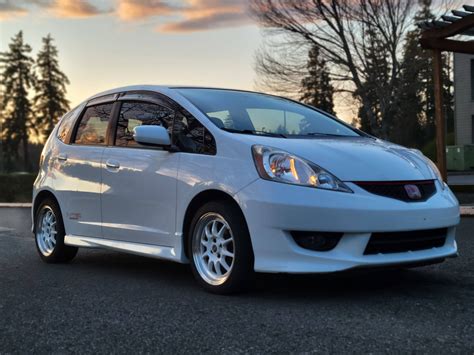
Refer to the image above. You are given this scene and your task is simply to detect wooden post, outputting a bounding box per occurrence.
[432,49,447,181]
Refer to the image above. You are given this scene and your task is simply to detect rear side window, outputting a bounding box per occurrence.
[115,102,174,148]
[74,104,113,145]
[57,107,79,143]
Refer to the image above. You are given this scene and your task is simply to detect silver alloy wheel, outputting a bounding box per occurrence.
[192,213,235,286]
[36,207,58,256]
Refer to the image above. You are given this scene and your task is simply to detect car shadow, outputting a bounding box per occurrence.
[251,267,456,300]
[67,248,458,301]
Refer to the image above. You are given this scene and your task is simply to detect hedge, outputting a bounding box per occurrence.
[0,173,36,202]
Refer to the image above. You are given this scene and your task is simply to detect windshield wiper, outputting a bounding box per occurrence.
[305,132,350,137]
[221,127,286,138]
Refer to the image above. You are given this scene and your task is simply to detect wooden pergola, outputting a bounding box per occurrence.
[419,5,474,181]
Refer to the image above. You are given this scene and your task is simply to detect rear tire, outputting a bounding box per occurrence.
[34,198,78,263]
[188,201,254,294]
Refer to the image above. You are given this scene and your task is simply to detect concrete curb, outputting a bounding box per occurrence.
[461,206,474,216]
[0,203,32,208]
[2,202,474,217]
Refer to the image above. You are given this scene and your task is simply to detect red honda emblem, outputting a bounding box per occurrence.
[404,184,422,200]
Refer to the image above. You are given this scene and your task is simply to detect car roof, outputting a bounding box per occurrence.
[85,85,264,102]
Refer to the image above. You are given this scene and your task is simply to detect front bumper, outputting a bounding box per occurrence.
[235,179,460,273]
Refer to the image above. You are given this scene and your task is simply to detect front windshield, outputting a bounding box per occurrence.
[176,88,360,137]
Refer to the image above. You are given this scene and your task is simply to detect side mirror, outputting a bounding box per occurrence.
[133,125,171,147]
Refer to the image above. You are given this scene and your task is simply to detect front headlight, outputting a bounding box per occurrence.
[252,145,352,192]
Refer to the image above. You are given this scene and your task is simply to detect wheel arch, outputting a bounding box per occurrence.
[182,189,251,259]
[32,190,61,233]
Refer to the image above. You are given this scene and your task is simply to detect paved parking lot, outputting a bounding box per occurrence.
[0,208,473,353]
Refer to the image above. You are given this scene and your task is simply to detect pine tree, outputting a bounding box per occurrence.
[0,31,35,171]
[300,45,335,115]
[34,34,70,142]
[355,28,392,137]
[396,0,453,154]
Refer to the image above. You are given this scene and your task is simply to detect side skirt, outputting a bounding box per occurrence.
[64,235,186,263]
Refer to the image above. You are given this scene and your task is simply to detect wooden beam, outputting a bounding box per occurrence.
[464,28,474,36]
[452,10,470,17]
[464,5,474,12]
[422,12,474,39]
[442,15,460,23]
[432,20,451,27]
[420,38,474,54]
[432,49,447,181]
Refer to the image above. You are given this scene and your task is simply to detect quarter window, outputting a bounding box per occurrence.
[173,111,216,155]
[115,102,174,148]
[74,104,113,145]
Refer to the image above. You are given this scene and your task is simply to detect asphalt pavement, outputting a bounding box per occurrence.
[0,208,473,353]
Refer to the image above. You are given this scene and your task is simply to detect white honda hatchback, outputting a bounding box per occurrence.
[33,85,460,293]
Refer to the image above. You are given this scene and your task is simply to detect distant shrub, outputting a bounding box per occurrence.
[421,133,454,162]
[0,173,36,202]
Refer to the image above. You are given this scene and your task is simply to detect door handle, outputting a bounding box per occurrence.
[57,153,68,161]
[105,160,120,169]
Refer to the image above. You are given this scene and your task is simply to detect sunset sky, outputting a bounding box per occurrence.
[2,0,456,123]
[1,1,275,114]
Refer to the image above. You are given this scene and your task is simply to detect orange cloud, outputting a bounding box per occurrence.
[160,0,251,33]
[161,11,251,32]
[48,0,106,18]
[117,0,178,21]
[0,0,252,31]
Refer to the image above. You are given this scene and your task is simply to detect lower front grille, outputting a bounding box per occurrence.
[364,228,447,255]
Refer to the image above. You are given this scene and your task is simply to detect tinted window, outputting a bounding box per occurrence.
[177,88,359,137]
[174,111,216,155]
[57,107,79,143]
[74,104,113,145]
[115,102,174,148]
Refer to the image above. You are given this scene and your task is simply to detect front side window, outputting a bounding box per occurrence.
[176,88,359,137]
[74,104,113,145]
[115,102,174,148]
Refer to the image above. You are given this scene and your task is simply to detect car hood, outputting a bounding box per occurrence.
[238,136,436,181]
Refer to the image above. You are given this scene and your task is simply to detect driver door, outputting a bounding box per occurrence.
[100,99,179,246]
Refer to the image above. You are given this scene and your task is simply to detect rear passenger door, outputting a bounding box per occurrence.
[100,98,180,246]
[54,102,113,238]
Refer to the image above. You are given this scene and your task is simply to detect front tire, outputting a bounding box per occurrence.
[188,201,254,294]
[34,198,78,263]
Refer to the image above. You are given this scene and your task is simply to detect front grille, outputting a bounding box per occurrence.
[354,180,436,202]
[364,228,447,255]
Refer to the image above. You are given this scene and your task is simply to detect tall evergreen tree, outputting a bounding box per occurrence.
[355,28,393,137]
[300,45,335,115]
[396,0,453,154]
[34,34,70,142]
[0,31,35,171]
